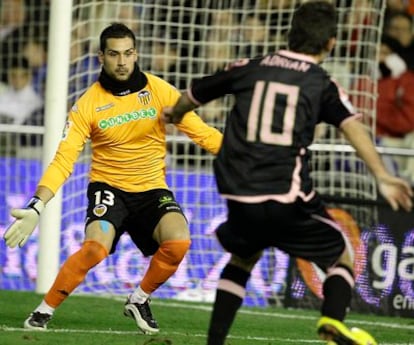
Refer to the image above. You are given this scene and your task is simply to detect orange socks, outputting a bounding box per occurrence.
[44,239,190,308]
[140,239,191,294]
[44,240,108,308]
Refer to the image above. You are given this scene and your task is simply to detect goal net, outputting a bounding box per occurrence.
[0,0,386,309]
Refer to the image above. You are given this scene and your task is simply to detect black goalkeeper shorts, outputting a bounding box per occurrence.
[216,195,346,271]
[85,182,186,256]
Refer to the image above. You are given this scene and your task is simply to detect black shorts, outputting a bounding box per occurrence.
[216,195,346,271]
[85,182,186,256]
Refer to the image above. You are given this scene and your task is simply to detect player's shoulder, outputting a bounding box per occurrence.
[77,81,102,102]
[70,81,102,113]
[144,72,175,88]
[224,58,251,71]
[143,72,180,101]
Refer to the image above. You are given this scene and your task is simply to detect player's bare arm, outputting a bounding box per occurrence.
[162,92,197,124]
[34,185,55,204]
[341,118,413,211]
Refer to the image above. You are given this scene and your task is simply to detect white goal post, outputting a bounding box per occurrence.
[36,0,73,293]
[1,0,391,308]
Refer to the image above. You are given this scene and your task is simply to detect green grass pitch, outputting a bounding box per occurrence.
[0,290,413,345]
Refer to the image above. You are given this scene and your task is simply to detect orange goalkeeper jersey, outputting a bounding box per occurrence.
[38,73,222,193]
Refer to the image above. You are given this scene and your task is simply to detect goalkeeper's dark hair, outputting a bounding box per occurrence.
[99,23,137,52]
[288,1,337,55]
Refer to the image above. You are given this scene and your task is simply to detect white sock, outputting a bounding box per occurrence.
[34,300,55,315]
[129,286,150,304]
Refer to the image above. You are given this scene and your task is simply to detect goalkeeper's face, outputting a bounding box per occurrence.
[99,37,138,81]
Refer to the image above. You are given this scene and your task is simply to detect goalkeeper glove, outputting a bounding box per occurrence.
[3,197,45,248]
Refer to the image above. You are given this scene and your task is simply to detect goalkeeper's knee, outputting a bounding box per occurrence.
[76,240,109,272]
[157,239,191,268]
[140,239,191,293]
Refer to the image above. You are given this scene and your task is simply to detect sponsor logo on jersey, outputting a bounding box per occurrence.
[93,204,107,217]
[62,120,72,140]
[138,90,151,105]
[98,107,157,129]
[96,103,115,112]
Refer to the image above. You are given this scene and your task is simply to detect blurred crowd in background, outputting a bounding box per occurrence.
[1,0,414,182]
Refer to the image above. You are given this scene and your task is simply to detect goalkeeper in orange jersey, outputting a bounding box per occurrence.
[3,22,222,334]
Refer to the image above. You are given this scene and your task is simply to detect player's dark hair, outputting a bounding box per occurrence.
[99,23,136,52]
[288,1,337,55]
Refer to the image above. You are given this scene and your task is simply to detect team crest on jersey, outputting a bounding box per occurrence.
[62,120,72,140]
[93,204,107,217]
[138,90,151,105]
